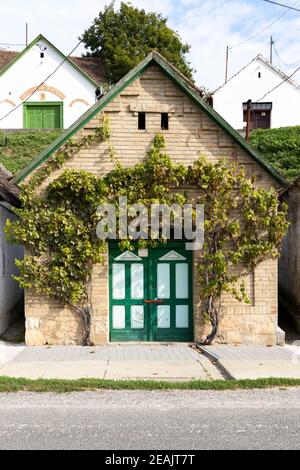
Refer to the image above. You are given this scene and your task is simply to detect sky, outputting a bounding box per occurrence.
[1,0,300,90]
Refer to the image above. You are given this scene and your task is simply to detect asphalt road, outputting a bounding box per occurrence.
[0,388,299,450]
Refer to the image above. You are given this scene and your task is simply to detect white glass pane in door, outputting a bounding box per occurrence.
[176,305,189,328]
[131,306,144,329]
[112,264,125,299]
[176,263,189,299]
[131,264,144,299]
[157,264,170,299]
[157,305,170,328]
[112,306,125,329]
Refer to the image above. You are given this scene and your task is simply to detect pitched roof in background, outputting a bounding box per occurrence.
[213,54,300,95]
[0,165,20,207]
[13,51,288,187]
[0,50,18,71]
[0,34,106,86]
[70,56,106,86]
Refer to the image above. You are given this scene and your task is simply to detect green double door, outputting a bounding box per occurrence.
[109,243,193,342]
[24,103,62,129]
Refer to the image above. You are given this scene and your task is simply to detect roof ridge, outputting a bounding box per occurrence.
[213,54,300,94]
[0,33,101,87]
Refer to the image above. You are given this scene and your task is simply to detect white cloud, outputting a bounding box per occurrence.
[1,0,300,90]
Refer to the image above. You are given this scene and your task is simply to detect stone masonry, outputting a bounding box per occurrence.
[24,64,281,346]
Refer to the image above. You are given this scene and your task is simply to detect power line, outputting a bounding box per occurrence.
[257,61,300,101]
[264,0,300,12]
[273,42,300,68]
[0,39,83,123]
[0,42,26,47]
[230,0,299,49]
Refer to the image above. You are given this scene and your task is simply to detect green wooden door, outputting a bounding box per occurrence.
[24,103,62,129]
[109,247,149,341]
[109,243,193,342]
[43,105,61,128]
[25,106,43,129]
[149,246,193,342]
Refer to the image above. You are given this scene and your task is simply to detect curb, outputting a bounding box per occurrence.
[196,345,235,381]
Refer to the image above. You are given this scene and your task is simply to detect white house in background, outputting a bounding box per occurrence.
[213,54,300,132]
[0,34,105,130]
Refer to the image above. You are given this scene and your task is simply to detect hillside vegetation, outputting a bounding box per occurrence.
[0,130,61,175]
[1,127,300,182]
[250,126,300,181]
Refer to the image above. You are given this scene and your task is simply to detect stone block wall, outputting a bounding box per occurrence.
[24,64,281,346]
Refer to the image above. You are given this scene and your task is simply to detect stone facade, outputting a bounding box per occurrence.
[24,63,281,346]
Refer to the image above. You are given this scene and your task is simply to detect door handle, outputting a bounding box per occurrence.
[144,299,164,304]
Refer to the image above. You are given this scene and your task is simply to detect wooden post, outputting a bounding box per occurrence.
[225,46,229,83]
[270,36,274,64]
[246,99,252,142]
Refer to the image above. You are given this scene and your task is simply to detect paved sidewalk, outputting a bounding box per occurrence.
[200,344,300,379]
[0,341,25,365]
[0,344,223,381]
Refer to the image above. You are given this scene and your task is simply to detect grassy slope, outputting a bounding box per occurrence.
[250,126,300,181]
[1,127,300,182]
[0,376,299,393]
[0,130,61,175]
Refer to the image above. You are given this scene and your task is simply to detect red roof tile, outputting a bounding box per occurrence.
[0,49,105,85]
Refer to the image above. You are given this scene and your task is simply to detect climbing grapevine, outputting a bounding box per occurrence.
[6,133,289,345]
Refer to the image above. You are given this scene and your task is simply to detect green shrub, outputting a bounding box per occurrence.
[0,130,61,174]
[250,126,300,181]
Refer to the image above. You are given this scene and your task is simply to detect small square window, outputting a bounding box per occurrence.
[138,112,146,130]
[161,113,169,130]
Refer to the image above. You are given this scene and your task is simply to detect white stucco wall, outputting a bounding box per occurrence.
[0,205,24,334]
[213,57,300,130]
[0,38,98,129]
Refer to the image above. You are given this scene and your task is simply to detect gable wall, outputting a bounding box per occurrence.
[213,59,300,130]
[0,39,97,129]
[24,64,280,346]
[31,65,278,189]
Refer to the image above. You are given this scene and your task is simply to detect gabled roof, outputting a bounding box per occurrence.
[0,34,105,87]
[13,51,288,187]
[0,50,18,71]
[69,56,105,85]
[213,54,300,95]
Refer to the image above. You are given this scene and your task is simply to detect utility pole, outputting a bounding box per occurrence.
[225,46,229,83]
[25,22,28,46]
[246,99,252,142]
[270,36,275,64]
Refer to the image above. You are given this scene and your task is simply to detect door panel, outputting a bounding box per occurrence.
[109,244,193,342]
[150,248,193,342]
[25,104,62,129]
[26,106,43,129]
[110,249,149,341]
[43,106,61,129]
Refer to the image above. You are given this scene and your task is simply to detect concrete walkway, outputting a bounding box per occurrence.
[1,342,300,381]
[0,344,223,381]
[200,344,300,379]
